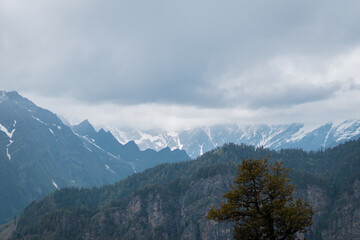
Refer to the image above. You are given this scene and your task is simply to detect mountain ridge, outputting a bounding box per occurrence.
[0,91,189,224]
[7,139,360,239]
[71,120,190,173]
[110,120,360,158]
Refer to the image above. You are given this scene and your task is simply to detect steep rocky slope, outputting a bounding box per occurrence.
[320,178,360,240]
[72,120,190,173]
[0,91,189,224]
[7,140,360,239]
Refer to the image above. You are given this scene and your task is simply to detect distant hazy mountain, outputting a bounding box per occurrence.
[0,91,189,224]
[111,120,360,158]
[71,120,190,173]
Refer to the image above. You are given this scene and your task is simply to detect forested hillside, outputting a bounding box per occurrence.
[5,139,360,239]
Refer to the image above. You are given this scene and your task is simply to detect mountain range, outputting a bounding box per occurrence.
[2,90,360,239]
[111,120,360,158]
[0,91,189,224]
[71,119,189,173]
[7,139,360,239]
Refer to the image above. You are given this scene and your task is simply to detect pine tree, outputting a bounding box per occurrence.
[206,157,314,240]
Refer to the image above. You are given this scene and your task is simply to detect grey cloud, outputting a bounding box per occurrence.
[1,0,360,109]
[244,83,341,109]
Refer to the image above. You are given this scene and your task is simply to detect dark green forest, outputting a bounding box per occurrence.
[9,139,360,239]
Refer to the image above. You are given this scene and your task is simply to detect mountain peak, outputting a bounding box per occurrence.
[0,90,190,225]
[98,128,106,134]
[80,119,92,126]
[0,90,39,113]
[0,90,22,103]
[0,91,8,103]
[72,119,96,136]
[1,90,26,100]
[124,140,140,152]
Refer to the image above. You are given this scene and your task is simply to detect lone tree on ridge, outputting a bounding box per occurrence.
[206,157,314,240]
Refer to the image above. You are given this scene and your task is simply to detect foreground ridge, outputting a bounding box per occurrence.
[8,139,360,239]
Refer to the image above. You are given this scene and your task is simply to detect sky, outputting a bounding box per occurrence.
[1,0,360,131]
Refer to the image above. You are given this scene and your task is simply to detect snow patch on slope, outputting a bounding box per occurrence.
[32,116,47,125]
[0,124,15,138]
[48,128,55,136]
[111,129,134,145]
[6,148,11,160]
[106,151,120,160]
[83,143,92,152]
[323,123,335,148]
[334,120,360,142]
[0,122,16,160]
[52,180,59,190]
[7,139,14,159]
[74,132,120,160]
[202,127,213,141]
[176,136,183,150]
[7,140,13,147]
[287,129,307,142]
[105,164,116,174]
[336,119,358,132]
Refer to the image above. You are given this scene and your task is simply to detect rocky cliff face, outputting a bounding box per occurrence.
[78,174,234,240]
[8,141,360,240]
[321,178,360,240]
[297,184,331,223]
[52,173,331,240]
[1,172,346,240]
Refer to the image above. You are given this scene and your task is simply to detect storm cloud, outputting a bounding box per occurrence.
[1,0,360,129]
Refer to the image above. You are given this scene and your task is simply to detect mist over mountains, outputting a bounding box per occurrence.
[0,91,189,224]
[2,0,360,238]
[1,90,360,239]
[111,120,360,158]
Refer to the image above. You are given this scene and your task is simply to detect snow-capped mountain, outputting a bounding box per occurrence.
[72,120,190,173]
[0,91,189,224]
[0,91,128,224]
[110,120,360,158]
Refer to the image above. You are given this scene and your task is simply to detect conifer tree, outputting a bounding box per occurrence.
[206,157,313,240]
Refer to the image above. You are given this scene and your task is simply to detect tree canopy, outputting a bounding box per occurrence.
[206,157,314,240]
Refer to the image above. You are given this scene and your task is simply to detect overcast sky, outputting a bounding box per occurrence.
[1,0,360,130]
